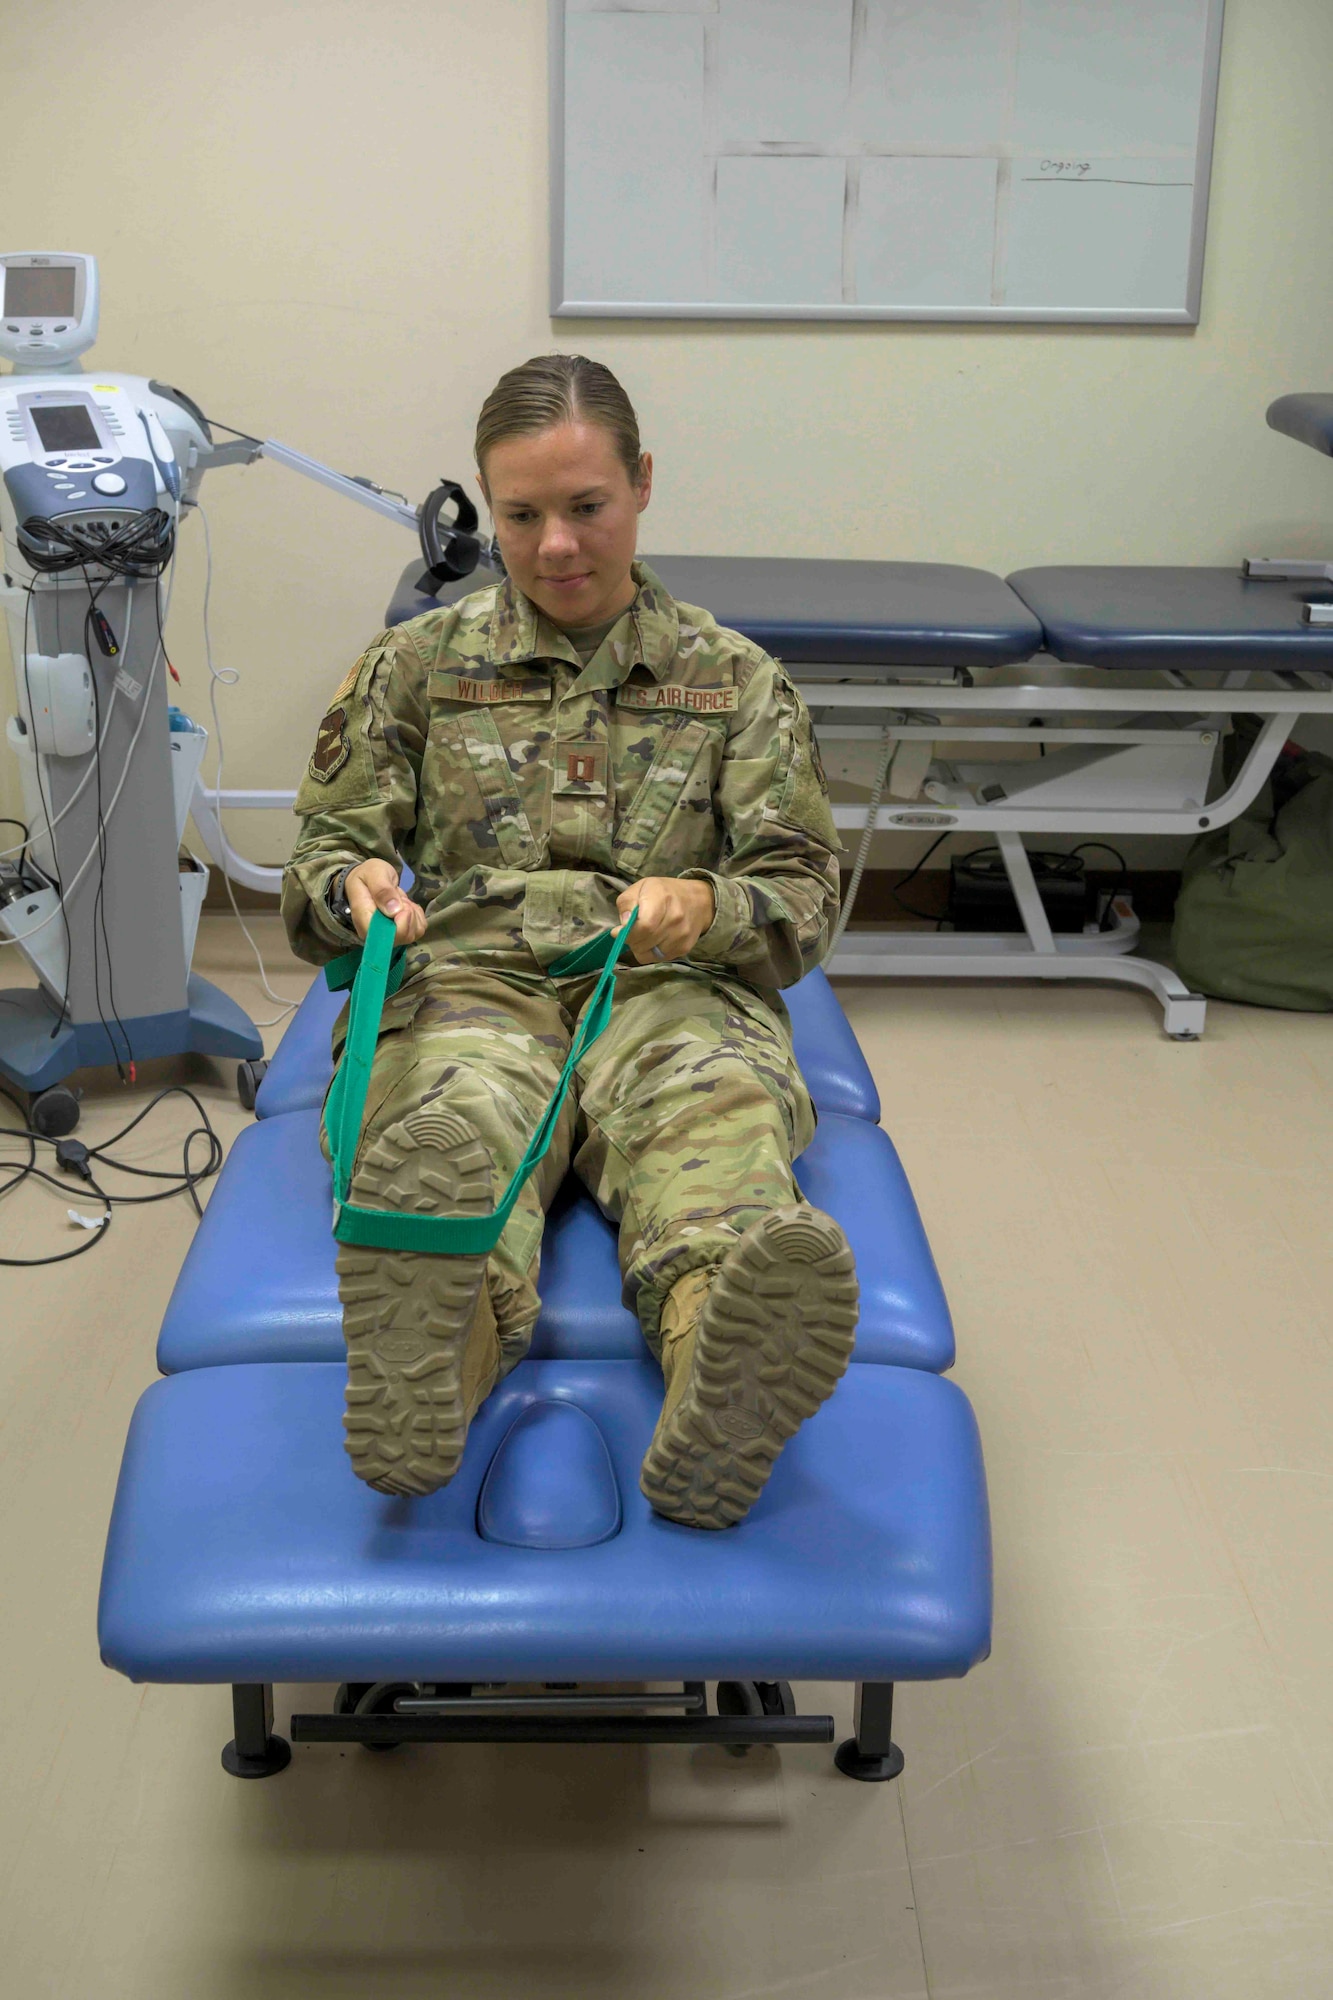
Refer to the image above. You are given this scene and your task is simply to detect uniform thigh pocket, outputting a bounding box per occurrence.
[710,976,816,1156]
[576,967,810,1161]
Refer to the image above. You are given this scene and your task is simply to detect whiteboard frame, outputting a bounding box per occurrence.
[549,0,1225,325]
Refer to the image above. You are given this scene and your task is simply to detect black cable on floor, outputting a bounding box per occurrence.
[0,1083,224,1267]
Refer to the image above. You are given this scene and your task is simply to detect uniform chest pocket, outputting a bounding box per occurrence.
[612,716,717,872]
[436,710,543,869]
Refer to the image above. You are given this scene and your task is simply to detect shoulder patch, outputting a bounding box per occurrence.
[616,682,739,715]
[309,706,351,782]
[327,628,394,708]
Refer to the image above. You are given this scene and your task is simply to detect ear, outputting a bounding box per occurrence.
[634,452,653,514]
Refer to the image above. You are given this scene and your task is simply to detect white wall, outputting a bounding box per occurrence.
[3,0,1332,870]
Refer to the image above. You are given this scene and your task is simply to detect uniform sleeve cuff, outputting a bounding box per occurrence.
[680,870,750,965]
[288,857,363,949]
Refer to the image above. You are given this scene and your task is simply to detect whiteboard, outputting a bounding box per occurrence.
[551,0,1225,323]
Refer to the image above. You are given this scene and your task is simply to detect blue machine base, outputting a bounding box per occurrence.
[0,975,262,1094]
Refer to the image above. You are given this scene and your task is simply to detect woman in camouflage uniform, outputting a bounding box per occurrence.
[282,355,858,1528]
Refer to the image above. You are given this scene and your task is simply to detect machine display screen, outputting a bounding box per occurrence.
[4,265,76,318]
[31,404,100,453]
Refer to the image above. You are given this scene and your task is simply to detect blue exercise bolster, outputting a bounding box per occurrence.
[99,1357,991,1686]
[255,959,881,1125]
[157,1107,954,1374]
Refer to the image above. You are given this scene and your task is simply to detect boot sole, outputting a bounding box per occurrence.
[336,1107,493,1497]
[640,1206,858,1530]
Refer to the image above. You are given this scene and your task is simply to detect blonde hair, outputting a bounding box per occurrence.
[475,354,642,482]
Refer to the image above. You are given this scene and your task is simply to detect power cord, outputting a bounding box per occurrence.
[826,729,952,955]
[0,526,181,876]
[19,583,74,1039]
[827,723,896,957]
[0,587,164,954]
[82,601,134,1077]
[0,819,31,872]
[17,506,174,584]
[887,831,952,923]
[12,570,135,1073]
[194,500,300,1026]
[1069,841,1130,924]
[0,668,122,864]
[0,1081,223,1267]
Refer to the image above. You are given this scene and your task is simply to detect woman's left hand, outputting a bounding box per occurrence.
[616,877,716,964]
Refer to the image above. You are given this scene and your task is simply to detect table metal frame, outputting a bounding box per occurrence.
[806,659,1333,1039]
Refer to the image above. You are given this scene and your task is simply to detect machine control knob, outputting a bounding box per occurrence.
[91,472,127,496]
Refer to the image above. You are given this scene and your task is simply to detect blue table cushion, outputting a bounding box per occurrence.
[98,1358,992,1685]
[256,963,880,1124]
[1008,565,1333,671]
[156,1110,954,1375]
[384,556,1043,672]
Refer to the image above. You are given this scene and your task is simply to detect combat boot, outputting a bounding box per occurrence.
[640,1205,859,1530]
[336,1106,501,1496]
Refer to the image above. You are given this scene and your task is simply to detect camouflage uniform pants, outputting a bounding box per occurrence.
[328,959,817,1374]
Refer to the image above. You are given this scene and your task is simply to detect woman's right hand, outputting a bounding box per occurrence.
[344,859,427,947]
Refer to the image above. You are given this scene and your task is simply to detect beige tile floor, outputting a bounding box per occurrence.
[2,914,1331,1998]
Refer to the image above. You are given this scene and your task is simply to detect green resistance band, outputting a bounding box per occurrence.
[321,907,639,1257]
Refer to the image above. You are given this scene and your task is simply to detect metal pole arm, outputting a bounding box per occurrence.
[193,435,421,532]
[254,440,420,532]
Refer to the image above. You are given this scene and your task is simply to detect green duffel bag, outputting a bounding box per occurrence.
[1172,725,1333,1012]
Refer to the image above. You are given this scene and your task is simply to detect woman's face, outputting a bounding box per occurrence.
[481,420,653,631]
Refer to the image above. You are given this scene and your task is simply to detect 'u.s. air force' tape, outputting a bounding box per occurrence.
[321,908,639,1257]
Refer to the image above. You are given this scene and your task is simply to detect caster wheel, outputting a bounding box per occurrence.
[30,1085,80,1138]
[353,1681,419,1750]
[333,1683,375,1716]
[236,1059,269,1112]
[715,1679,764,1755]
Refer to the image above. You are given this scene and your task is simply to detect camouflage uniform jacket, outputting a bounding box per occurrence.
[282,562,841,989]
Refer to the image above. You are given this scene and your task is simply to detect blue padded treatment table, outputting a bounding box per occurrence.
[99,1357,990,1687]
[157,1108,954,1374]
[107,808,986,1779]
[1008,566,1333,671]
[255,961,881,1125]
[385,555,1043,672]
